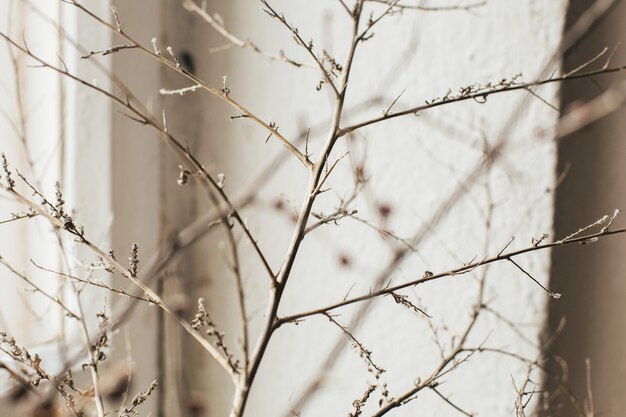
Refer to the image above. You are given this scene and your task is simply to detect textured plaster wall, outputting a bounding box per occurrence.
[0,0,62,354]
[165,1,569,416]
[0,1,568,416]
[0,3,64,413]
[0,1,160,414]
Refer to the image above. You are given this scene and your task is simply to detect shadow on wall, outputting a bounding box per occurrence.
[547,1,626,416]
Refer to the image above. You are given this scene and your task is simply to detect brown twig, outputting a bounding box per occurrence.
[261,0,340,96]
[0,31,277,288]
[3,183,239,381]
[229,3,368,417]
[225,224,250,376]
[366,0,487,12]
[61,0,313,168]
[339,65,626,136]
[29,259,153,303]
[278,223,624,324]
[182,0,309,68]
[0,256,80,320]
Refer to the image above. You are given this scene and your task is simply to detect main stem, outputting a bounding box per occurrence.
[228,4,364,416]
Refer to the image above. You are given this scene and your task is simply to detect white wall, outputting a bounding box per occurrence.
[0,1,569,416]
[168,1,567,416]
[0,1,158,414]
[0,0,63,357]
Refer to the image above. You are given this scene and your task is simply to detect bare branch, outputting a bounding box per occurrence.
[278,222,624,324]
[182,0,308,68]
[340,65,626,136]
[0,256,81,320]
[261,0,340,96]
[366,0,487,12]
[81,44,137,59]
[56,1,313,168]
[508,258,561,299]
[4,183,240,381]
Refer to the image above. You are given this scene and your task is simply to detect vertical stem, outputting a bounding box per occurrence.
[71,288,106,417]
[229,3,365,416]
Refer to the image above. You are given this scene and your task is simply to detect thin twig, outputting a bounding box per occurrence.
[29,260,153,303]
[508,258,561,299]
[278,224,624,324]
[225,225,250,376]
[182,0,309,68]
[340,65,626,136]
[366,0,487,12]
[261,0,340,96]
[232,3,368,417]
[0,211,38,225]
[0,256,80,320]
[431,386,475,417]
[4,185,239,381]
[58,1,313,168]
[0,31,277,287]
[563,47,608,77]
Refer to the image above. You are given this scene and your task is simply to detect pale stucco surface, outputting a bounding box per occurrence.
[0,1,569,416]
[178,1,567,416]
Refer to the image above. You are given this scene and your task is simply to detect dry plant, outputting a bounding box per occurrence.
[0,0,625,416]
